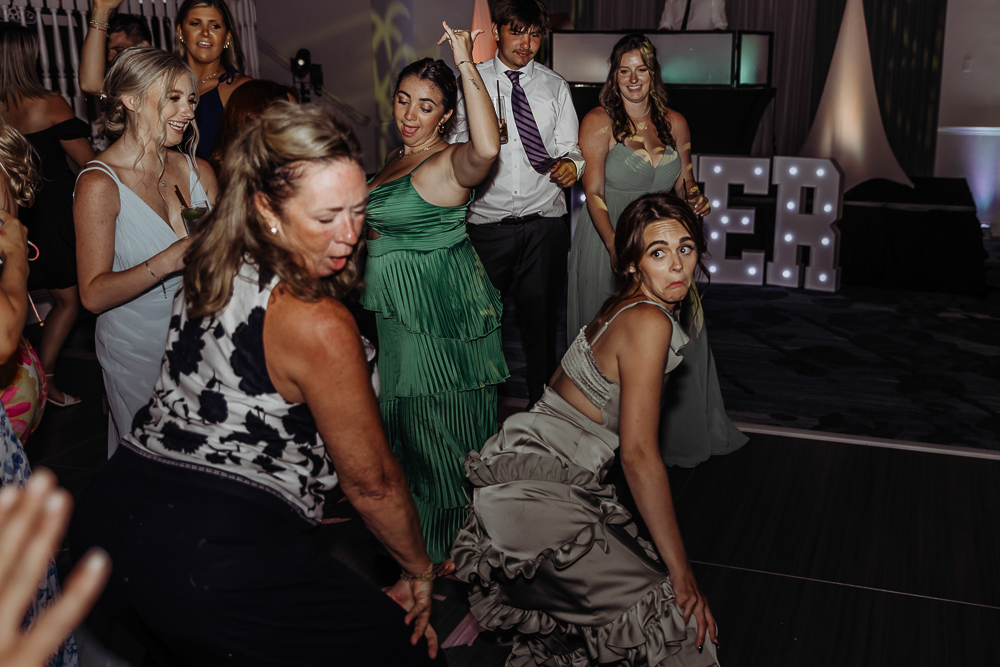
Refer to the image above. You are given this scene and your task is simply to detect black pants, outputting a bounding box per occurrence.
[69,448,440,666]
[467,215,569,405]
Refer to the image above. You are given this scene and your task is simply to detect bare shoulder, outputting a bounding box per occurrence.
[613,301,675,351]
[665,108,688,131]
[45,93,78,124]
[582,106,612,130]
[75,166,118,197]
[268,286,362,356]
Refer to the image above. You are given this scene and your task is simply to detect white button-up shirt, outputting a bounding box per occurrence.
[447,54,585,225]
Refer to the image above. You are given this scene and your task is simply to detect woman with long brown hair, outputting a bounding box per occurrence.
[567,32,746,468]
[454,192,719,666]
[0,22,95,408]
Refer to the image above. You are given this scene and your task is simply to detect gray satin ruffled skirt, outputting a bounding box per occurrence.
[452,388,720,666]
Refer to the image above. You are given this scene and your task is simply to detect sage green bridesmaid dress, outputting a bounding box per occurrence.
[566,142,747,468]
[361,156,509,563]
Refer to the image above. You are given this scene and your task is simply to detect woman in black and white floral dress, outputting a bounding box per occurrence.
[70,104,441,666]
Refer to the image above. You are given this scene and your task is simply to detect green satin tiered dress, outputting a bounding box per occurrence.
[361,156,509,562]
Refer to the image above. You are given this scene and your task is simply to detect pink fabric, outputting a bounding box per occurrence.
[0,338,47,444]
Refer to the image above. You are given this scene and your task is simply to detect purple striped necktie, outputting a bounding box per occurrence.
[505,70,561,173]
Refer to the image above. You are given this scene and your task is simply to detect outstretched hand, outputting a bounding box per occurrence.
[386,577,439,659]
[0,469,111,667]
[436,21,482,65]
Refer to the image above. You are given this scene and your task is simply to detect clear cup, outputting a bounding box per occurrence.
[497,96,508,145]
[181,200,209,236]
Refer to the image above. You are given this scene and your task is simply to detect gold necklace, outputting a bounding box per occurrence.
[200,67,223,85]
[399,139,442,160]
[627,108,651,130]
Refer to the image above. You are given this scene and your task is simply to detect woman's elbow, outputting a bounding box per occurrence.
[78,286,106,315]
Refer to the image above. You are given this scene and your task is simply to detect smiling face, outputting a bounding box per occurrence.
[132,73,196,148]
[493,23,542,71]
[632,218,698,310]
[393,75,452,146]
[262,159,367,278]
[617,49,652,106]
[178,4,230,66]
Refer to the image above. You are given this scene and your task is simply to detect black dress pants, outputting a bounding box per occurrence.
[69,447,441,666]
[466,215,569,405]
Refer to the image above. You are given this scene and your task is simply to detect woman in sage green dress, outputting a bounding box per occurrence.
[361,25,507,566]
[567,33,747,468]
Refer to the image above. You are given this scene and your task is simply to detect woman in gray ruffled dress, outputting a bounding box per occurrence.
[453,192,719,666]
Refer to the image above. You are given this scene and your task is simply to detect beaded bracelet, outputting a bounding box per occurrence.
[145,260,167,300]
[400,563,436,582]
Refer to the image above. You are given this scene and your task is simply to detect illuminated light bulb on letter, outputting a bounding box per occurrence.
[784,233,794,242]
[709,265,718,274]
[741,216,750,225]
[748,267,757,276]
[786,201,796,210]
[712,199,721,209]
[789,166,798,175]
[823,203,833,213]
[710,231,719,240]
[816,167,826,177]
[720,215,730,225]
[782,269,791,278]
[713,165,722,174]
[819,273,828,282]
[754,166,763,176]
[821,237,830,246]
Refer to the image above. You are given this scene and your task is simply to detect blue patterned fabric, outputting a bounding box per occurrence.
[0,403,79,666]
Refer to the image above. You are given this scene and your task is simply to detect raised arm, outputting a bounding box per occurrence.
[437,22,499,188]
[579,108,615,264]
[263,288,437,656]
[74,170,189,314]
[78,0,126,95]
[0,209,29,362]
[668,110,710,216]
[616,305,717,650]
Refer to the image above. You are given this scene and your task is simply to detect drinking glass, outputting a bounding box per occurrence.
[181,200,209,236]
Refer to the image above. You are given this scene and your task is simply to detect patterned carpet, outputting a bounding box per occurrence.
[705,237,1000,450]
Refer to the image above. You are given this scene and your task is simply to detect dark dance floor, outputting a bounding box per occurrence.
[23,238,999,664]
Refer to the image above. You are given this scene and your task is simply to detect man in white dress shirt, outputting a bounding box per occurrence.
[448,0,584,408]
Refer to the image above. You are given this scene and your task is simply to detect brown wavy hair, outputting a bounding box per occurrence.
[0,23,51,107]
[184,102,364,318]
[596,192,708,320]
[0,107,38,209]
[599,33,675,149]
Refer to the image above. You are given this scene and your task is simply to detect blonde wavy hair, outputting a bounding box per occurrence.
[101,46,199,188]
[0,107,38,209]
[184,102,365,318]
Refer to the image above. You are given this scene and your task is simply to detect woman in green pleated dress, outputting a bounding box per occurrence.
[361,24,507,568]
[567,33,747,468]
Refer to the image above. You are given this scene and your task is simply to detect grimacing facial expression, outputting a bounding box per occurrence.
[493,23,542,71]
[632,218,698,309]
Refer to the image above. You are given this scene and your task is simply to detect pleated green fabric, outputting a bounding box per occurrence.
[361,159,508,562]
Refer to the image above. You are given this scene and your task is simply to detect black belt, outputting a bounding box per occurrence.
[495,213,544,225]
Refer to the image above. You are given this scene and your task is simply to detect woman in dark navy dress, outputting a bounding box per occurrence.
[173,0,254,161]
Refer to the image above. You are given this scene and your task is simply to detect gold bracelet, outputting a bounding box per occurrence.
[400,562,436,582]
[456,60,476,67]
[145,260,168,300]
[88,19,110,31]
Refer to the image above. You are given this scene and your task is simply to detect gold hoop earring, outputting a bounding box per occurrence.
[437,123,445,134]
